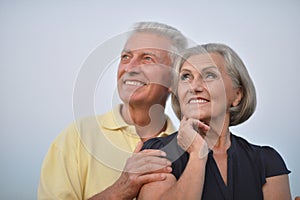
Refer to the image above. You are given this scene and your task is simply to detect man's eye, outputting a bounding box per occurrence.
[121,54,130,60]
[144,56,154,62]
[120,54,131,64]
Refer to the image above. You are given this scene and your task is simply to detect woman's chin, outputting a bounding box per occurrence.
[183,112,209,121]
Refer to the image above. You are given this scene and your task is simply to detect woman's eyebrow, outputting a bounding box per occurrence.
[197,66,220,74]
[201,65,218,71]
[179,68,192,73]
[180,65,217,73]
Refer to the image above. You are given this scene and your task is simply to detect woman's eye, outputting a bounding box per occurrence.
[204,72,218,80]
[180,73,191,81]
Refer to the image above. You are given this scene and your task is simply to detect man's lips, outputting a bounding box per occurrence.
[124,80,147,86]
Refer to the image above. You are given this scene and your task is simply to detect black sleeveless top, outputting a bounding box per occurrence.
[142,132,290,200]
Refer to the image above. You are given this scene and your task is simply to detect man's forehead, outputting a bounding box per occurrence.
[124,32,172,52]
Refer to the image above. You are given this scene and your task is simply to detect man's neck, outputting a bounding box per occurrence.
[121,103,167,140]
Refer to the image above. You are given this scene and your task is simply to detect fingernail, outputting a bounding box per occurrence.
[161,151,167,157]
[167,160,172,166]
[160,173,166,179]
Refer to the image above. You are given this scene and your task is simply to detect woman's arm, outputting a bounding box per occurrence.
[261,146,292,200]
[138,152,207,200]
[138,117,209,200]
[263,174,292,200]
[137,173,176,200]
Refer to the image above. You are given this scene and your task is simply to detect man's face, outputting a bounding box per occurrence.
[117,32,173,106]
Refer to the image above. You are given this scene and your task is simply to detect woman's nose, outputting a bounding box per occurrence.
[190,78,204,93]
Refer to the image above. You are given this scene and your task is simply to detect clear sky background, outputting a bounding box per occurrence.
[1,0,299,199]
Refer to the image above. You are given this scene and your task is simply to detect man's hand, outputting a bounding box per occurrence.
[89,141,172,200]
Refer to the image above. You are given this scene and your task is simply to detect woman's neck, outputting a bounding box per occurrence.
[207,115,231,153]
[212,132,231,153]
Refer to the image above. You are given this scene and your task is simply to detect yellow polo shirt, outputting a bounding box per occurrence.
[38,104,176,200]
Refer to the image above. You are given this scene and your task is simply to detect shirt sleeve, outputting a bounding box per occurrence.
[38,125,82,200]
[142,133,189,180]
[260,146,291,178]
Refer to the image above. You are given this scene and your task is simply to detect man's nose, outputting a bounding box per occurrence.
[125,57,141,72]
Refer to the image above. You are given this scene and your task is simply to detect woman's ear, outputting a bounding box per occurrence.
[232,87,243,107]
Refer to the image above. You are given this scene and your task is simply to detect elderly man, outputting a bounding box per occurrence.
[38,21,187,200]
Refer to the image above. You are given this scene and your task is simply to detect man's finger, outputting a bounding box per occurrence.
[134,141,143,153]
[138,173,175,185]
[140,149,167,157]
[127,155,172,174]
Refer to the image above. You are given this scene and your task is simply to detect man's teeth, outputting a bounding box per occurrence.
[125,81,145,86]
[190,99,208,103]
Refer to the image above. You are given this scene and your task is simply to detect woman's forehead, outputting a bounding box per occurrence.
[181,53,226,71]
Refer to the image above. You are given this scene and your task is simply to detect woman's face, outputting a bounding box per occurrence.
[177,53,242,123]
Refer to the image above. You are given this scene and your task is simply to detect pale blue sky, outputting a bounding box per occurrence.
[1,0,299,199]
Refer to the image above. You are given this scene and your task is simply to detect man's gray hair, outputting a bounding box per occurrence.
[129,21,188,62]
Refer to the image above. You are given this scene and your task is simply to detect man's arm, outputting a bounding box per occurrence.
[38,126,83,200]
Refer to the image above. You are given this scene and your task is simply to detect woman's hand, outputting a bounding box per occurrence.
[177,116,210,158]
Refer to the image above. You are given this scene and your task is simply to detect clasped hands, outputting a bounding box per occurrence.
[115,116,211,199]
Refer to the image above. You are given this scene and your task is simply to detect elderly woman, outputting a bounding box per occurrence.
[138,43,292,200]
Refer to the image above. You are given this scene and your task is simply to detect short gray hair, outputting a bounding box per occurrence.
[129,21,188,63]
[172,43,257,126]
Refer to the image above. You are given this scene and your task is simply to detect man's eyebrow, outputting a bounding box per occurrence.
[143,51,157,56]
[121,48,131,53]
[121,49,159,59]
[122,48,158,54]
